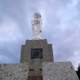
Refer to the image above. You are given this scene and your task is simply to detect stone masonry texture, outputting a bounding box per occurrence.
[0,64,28,80]
[43,62,79,80]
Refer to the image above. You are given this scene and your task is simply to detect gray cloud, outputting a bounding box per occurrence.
[0,0,80,69]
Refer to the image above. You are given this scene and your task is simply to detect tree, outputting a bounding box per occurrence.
[78,65,80,72]
[76,64,80,80]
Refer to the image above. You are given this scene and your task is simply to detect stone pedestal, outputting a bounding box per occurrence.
[20,39,53,80]
[20,39,53,63]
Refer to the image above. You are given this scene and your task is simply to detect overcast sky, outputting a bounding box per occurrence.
[0,0,80,69]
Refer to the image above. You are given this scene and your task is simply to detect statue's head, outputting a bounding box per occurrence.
[34,13,41,18]
[32,12,42,26]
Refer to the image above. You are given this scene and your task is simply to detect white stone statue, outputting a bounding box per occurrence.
[32,13,42,40]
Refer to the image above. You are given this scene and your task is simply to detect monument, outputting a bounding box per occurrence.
[0,12,79,80]
[20,12,53,80]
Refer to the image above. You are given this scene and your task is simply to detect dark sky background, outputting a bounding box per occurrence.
[0,0,80,70]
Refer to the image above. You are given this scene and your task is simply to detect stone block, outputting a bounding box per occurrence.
[0,63,29,80]
[43,62,79,80]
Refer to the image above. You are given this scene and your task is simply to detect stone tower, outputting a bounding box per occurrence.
[20,13,53,80]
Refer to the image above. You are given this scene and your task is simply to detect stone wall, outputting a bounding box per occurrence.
[43,62,79,80]
[0,64,28,80]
